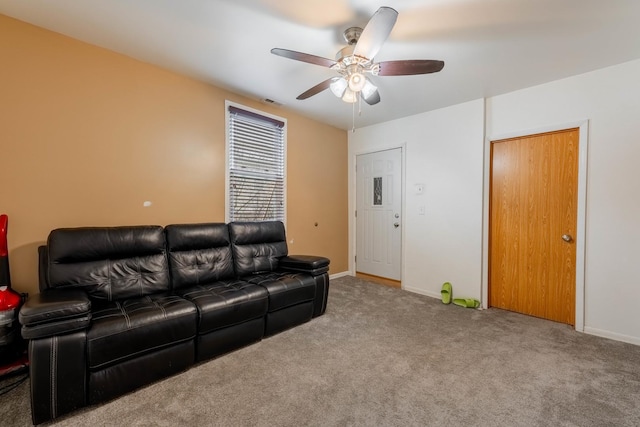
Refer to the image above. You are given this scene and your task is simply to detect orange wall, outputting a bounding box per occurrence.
[0,14,348,296]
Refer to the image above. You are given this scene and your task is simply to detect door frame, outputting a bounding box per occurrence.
[482,120,589,332]
[350,144,406,286]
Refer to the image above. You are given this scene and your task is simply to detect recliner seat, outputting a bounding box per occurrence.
[166,223,268,361]
[228,221,318,336]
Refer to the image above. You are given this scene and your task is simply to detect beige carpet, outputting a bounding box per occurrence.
[1,276,639,426]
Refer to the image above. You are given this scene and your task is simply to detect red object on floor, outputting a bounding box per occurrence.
[0,214,8,257]
[0,214,29,379]
[0,213,20,311]
[0,215,9,287]
[0,286,21,311]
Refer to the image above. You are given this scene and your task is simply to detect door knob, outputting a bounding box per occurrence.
[561,234,573,242]
[393,223,400,228]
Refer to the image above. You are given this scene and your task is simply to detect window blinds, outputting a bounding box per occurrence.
[228,106,285,222]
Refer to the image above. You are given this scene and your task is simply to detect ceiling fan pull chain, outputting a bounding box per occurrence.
[352,101,356,133]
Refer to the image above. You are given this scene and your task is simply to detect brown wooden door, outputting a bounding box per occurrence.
[489,128,579,325]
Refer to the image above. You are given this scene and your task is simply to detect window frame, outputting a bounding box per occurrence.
[225,100,287,224]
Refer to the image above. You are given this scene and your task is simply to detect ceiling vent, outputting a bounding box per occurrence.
[262,98,282,106]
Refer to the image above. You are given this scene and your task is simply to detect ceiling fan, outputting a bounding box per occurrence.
[271,6,444,106]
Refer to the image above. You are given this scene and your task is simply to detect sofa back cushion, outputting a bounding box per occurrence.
[165,223,235,289]
[47,226,170,301]
[228,221,288,276]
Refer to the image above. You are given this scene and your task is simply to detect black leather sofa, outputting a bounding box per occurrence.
[18,221,330,424]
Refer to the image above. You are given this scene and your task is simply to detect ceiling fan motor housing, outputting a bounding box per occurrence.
[335,45,355,62]
[334,46,372,72]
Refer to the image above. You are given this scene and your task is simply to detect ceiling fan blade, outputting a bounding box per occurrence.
[296,78,334,100]
[377,60,445,76]
[271,48,336,68]
[362,89,380,105]
[353,7,398,60]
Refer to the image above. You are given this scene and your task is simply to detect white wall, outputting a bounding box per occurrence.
[487,59,640,345]
[349,59,640,345]
[349,99,485,300]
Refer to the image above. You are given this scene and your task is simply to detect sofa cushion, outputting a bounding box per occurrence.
[176,280,268,334]
[87,294,197,370]
[165,223,235,289]
[47,226,170,301]
[228,221,288,276]
[243,272,316,312]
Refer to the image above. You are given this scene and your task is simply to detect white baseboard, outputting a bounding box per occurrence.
[329,271,352,280]
[583,327,640,346]
[402,285,440,301]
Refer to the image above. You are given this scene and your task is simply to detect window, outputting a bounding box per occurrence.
[226,102,286,222]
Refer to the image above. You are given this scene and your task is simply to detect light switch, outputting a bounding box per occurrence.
[418,206,425,215]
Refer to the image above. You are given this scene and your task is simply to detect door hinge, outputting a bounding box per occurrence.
[355,210,357,218]
[355,255,357,263]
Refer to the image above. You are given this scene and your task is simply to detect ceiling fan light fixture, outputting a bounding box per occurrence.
[330,77,348,98]
[361,78,377,99]
[348,72,366,92]
[342,88,358,103]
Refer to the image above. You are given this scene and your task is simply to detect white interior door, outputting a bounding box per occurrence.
[356,148,402,280]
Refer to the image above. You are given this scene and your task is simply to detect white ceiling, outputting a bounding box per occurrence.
[2,0,640,130]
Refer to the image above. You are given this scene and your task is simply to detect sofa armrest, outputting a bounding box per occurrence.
[279,255,330,276]
[19,289,91,340]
